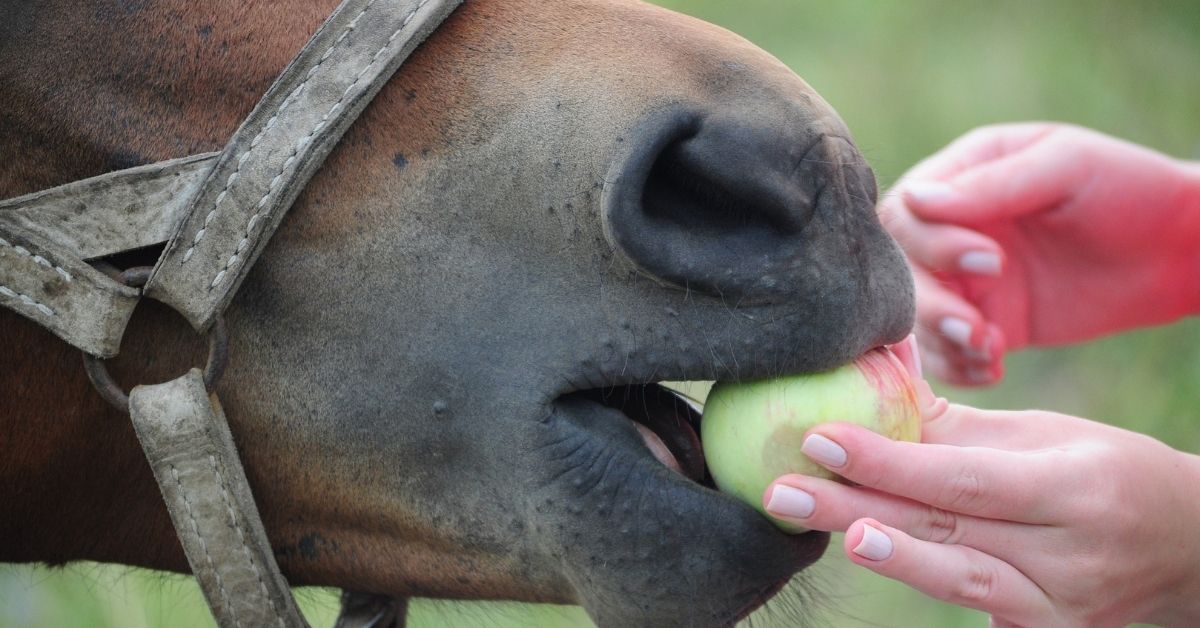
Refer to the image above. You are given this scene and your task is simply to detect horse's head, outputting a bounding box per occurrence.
[34,0,912,624]
[218,1,913,623]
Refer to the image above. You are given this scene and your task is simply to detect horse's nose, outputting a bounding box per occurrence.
[602,108,881,304]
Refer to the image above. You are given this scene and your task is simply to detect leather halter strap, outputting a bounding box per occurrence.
[148,0,463,333]
[0,154,215,357]
[1,0,464,625]
[129,370,307,627]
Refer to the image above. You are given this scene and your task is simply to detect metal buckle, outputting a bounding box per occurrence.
[82,266,229,412]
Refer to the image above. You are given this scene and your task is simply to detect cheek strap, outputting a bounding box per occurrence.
[130,370,308,628]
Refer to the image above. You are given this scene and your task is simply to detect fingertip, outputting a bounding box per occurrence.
[920,390,951,424]
[843,519,868,549]
[938,314,983,349]
[762,482,816,522]
[958,249,1004,277]
[845,518,895,563]
[903,181,978,225]
[762,475,802,510]
[903,180,959,209]
[800,431,850,469]
[895,219,1002,278]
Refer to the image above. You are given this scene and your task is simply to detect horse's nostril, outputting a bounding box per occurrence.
[642,136,810,237]
[603,110,847,302]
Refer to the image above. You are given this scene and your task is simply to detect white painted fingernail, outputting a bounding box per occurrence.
[765,485,815,519]
[959,251,1002,276]
[939,316,973,347]
[905,180,957,205]
[801,434,847,468]
[853,524,894,561]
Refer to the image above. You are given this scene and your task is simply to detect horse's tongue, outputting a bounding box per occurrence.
[633,422,684,474]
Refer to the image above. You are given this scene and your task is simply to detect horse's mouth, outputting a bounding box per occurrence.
[562,383,710,485]
[548,376,826,626]
[547,341,916,625]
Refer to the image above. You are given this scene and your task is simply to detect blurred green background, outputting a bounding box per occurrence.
[4,1,1199,626]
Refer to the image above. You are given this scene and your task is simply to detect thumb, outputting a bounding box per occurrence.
[901,138,1081,227]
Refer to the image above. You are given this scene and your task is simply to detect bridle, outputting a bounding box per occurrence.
[0,1,463,626]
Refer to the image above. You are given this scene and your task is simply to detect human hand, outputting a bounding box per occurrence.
[761,401,1200,627]
[879,123,1200,385]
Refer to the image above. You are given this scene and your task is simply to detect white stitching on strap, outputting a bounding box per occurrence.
[0,236,73,282]
[181,0,386,266]
[0,285,56,317]
[208,454,285,628]
[172,464,242,628]
[206,0,433,289]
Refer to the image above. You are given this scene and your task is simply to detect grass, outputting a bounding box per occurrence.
[5,1,1200,626]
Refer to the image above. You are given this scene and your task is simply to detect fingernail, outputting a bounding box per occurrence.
[938,316,973,347]
[801,434,847,468]
[765,485,815,519]
[905,180,957,205]
[959,251,1002,276]
[853,524,894,561]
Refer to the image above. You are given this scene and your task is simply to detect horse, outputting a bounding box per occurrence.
[0,0,914,625]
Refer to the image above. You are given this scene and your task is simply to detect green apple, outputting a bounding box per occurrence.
[701,348,920,532]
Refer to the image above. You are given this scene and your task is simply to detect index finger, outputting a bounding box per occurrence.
[876,123,1056,219]
[800,423,1066,523]
[894,122,1060,185]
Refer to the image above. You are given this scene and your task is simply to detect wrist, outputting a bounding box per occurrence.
[1140,449,1200,626]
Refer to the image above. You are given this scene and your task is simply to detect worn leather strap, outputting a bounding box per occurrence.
[0,155,215,356]
[147,0,464,332]
[0,222,139,357]
[0,153,217,261]
[129,370,309,628]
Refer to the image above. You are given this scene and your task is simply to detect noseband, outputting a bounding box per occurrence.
[0,1,463,625]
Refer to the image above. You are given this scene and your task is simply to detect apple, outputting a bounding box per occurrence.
[700,347,921,532]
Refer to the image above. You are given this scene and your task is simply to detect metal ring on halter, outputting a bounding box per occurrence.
[82,266,230,412]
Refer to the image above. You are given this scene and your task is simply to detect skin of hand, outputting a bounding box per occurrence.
[761,390,1200,627]
[878,122,1200,386]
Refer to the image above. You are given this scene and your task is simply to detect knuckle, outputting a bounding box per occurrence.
[937,467,987,512]
[949,561,998,605]
[1059,445,1126,521]
[920,504,961,544]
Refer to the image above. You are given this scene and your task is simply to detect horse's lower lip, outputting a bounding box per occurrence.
[562,384,710,484]
[546,387,833,624]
